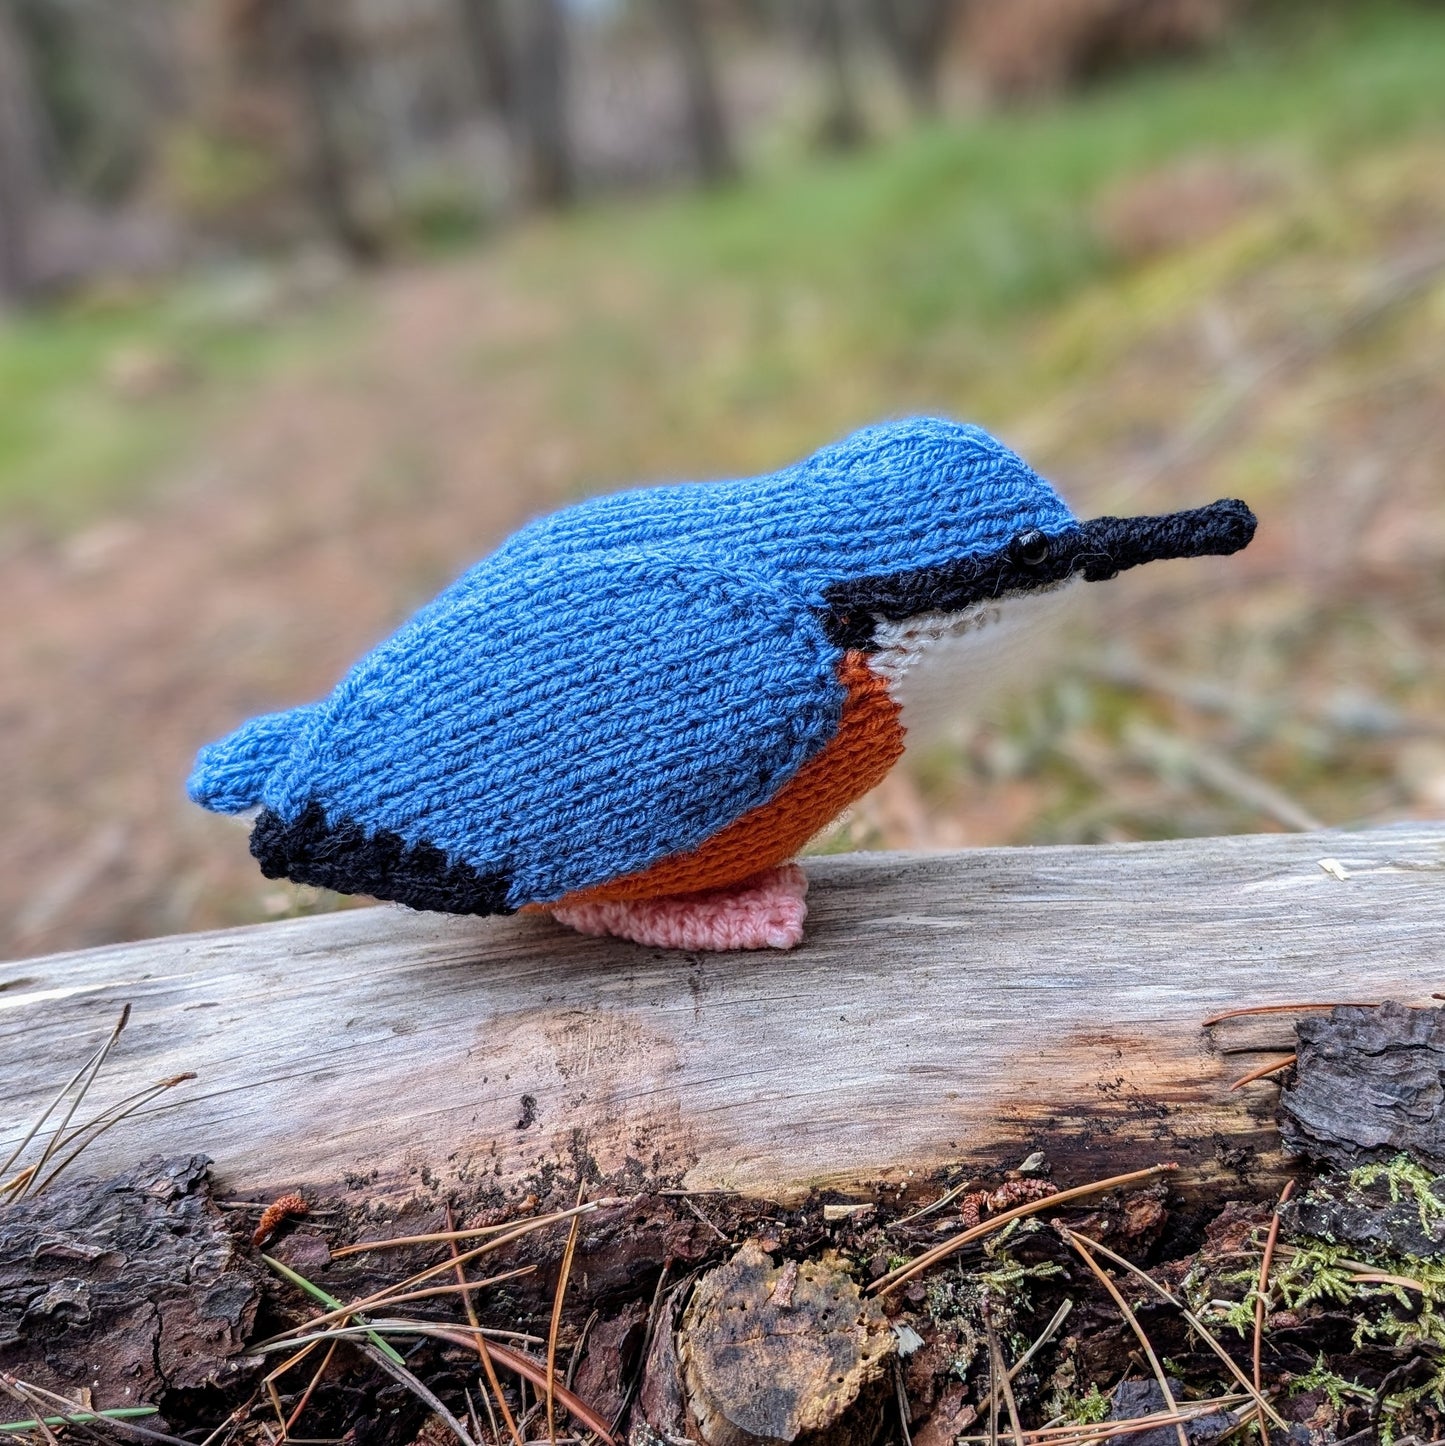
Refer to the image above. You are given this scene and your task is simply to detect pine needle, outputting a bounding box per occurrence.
[1252,1179,1295,1400]
[1059,1228,1186,1446]
[0,1410,160,1436]
[329,1199,619,1257]
[447,1203,523,1446]
[1065,1233,1287,1431]
[546,1187,586,1446]
[1,1004,133,1200]
[986,1316,1025,1446]
[1202,1001,1378,1027]
[871,1163,1177,1294]
[1229,1055,1297,1090]
[262,1254,406,1365]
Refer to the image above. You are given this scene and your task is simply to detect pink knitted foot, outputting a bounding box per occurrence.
[550,864,809,951]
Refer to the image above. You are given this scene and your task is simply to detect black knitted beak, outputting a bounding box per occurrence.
[1068,498,1257,581]
[820,497,1257,650]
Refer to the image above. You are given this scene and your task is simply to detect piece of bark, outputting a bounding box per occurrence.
[1286,1170,1445,1260]
[1105,1380,1236,1445]
[1279,1002,1445,1170]
[0,1155,260,1407]
[571,1300,650,1430]
[637,1282,691,1435]
[679,1244,893,1446]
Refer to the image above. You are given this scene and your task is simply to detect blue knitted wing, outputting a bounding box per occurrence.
[253,548,848,907]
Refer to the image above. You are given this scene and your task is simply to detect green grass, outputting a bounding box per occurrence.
[0,277,352,529]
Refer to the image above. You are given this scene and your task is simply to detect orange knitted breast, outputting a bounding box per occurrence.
[549,651,905,906]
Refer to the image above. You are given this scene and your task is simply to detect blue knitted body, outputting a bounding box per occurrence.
[189,418,1078,908]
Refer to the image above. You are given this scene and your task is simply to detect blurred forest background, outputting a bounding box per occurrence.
[1,0,1443,957]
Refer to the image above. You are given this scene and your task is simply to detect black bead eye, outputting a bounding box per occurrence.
[1011,529,1050,567]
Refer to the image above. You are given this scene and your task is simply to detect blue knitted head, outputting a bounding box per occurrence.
[479,417,1077,603]
[188,417,1256,920]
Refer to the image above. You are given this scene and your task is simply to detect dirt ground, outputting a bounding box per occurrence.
[2,142,1443,961]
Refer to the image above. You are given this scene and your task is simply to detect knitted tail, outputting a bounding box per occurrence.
[187,705,319,814]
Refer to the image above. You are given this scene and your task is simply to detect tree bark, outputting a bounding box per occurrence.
[815,0,865,150]
[457,0,513,118]
[869,0,954,116]
[275,0,380,262]
[515,0,574,209]
[656,0,735,185]
[0,1,47,304]
[0,1156,259,1403]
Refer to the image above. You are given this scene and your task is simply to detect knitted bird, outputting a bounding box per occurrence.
[189,418,1256,950]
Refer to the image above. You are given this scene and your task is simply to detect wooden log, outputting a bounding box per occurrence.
[2,826,1441,1203]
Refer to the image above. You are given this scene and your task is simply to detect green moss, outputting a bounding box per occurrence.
[1068,1384,1112,1426]
[1350,1155,1445,1234]
[0,284,354,530]
[1290,1352,1373,1412]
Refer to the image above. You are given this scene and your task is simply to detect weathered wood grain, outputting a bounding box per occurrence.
[2,827,1441,1201]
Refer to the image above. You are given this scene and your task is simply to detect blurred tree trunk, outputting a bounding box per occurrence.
[457,0,512,117]
[0,0,47,303]
[815,0,865,149]
[274,0,380,261]
[656,0,735,185]
[869,0,954,116]
[515,0,573,209]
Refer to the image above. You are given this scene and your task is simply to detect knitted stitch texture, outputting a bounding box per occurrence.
[552,864,809,951]
[548,650,902,904]
[187,416,1255,917]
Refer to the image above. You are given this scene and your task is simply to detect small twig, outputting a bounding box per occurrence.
[0,1378,60,1446]
[1011,1298,1074,1383]
[1125,723,1324,833]
[870,1164,1177,1294]
[986,1309,998,1446]
[681,1195,728,1241]
[566,1309,599,1393]
[954,1399,1248,1445]
[981,1299,1075,1419]
[1060,1229,1186,1446]
[264,1339,322,1432]
[892,1180,971,1226]
[1229,1055,1297,1091]
[613,1260,673,1436]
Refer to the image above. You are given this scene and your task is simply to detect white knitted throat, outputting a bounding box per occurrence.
[868,579,1079,742]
